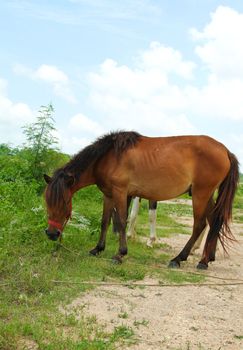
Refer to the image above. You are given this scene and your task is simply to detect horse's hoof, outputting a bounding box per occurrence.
[168,260,180,268]
[146,238,155,248]
[197,262,208,270]
[209,254,215,262]
[89,248,99,256]
[112,255,123,264]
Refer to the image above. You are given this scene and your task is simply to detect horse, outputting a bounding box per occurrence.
[44,131,239,269]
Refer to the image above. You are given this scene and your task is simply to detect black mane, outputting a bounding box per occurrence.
[55,130,141,180]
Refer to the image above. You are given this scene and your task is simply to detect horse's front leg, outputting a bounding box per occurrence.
[112,193,128,264]
[89,195,113,256]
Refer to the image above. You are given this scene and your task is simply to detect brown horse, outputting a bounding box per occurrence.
[44,131,239,269]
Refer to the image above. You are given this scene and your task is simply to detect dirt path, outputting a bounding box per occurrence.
[62,222,243,350]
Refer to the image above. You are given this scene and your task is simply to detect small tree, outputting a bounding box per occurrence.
[23,103,59,183]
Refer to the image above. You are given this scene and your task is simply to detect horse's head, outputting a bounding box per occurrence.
[44,172,74,241]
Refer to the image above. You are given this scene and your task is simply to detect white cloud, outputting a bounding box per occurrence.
[87,42,196,136]
[13,63,76,103]
[59,135,92,155]
[89,42,196,102]
[69,113,104,135]
[58,113,106,154]
[187,6,243,121]
[138,42,196,80]
[0,78,8,94]
[0,78,34,146]
[190,6,243,79]
[13,63,33,77]
[225,133,243,170]
[186,77,243,121]
[34,64,69,83]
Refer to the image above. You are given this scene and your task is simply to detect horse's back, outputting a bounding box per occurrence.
[95,134,231,201]
[130,135,230,198]
[137,134,230,174]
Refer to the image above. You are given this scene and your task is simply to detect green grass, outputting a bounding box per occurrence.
[162,270,204,284]
[0,309,136,350]
[233,210,243,223]
[234,183,243,211]
[4,183,241,349]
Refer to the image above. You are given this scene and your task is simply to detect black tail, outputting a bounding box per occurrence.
[208,151,239,252]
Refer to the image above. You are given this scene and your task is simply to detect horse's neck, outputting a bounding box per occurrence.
[72,165,95,193]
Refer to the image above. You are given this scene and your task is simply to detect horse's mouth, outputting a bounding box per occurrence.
[45,229,61,241]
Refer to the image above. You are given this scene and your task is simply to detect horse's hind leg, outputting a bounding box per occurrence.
[197,236,218,269]
[127,197,140,238]
[89,196,114,256]
[190,223,208,254]
[147,200,157,247]
[169,192,213,268]
[197,198,220,269]
[190,196,217,257]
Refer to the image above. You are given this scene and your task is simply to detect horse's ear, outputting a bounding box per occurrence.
[64,174,75,187]
[44,174,52,184]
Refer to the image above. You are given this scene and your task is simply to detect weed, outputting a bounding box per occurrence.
[234,335,243,340]
[111,325,136,344]
[133,319,149,328]
[118,311,129,319]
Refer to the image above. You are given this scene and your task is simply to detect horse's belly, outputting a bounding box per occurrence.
[128,177,191,201]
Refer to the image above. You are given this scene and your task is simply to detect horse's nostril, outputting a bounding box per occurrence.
[45,228,60,241]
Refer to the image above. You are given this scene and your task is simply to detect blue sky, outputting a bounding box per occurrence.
[1,0,243,170]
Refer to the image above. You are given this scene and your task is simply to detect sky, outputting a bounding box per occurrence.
[1,0,243,170]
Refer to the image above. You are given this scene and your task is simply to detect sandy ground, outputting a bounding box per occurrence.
[62,218,243,350]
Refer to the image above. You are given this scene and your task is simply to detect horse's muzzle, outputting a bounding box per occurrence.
[45,229,61,241]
